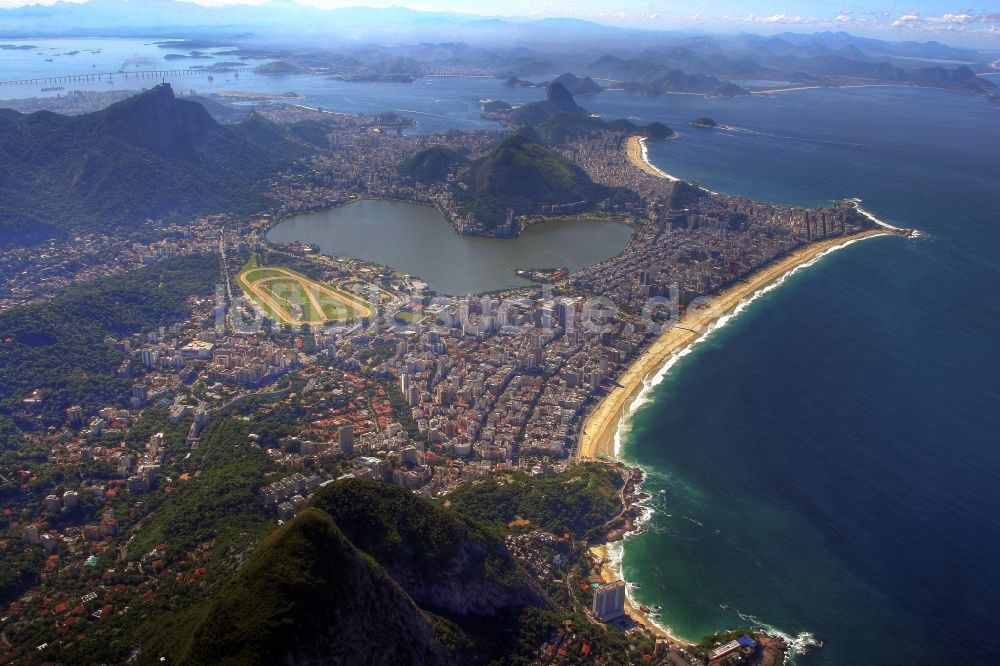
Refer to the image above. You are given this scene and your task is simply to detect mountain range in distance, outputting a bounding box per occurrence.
[0,81,654,247]
[3,2,995,104]
[0,1,994,60]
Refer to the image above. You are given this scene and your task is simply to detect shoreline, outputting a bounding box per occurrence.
[625,135,679,181]
[590,542,696,647]
[750,82,952,95]
[578,229,897,647]
[576,140,913,650]
[578,228,895,463]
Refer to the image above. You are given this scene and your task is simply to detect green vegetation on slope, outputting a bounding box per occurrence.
[176,507,450,666]
[139,477,547,666]
[399,145,469,184]
[0,254,220,425]
[0,84,309,245]
[666,179,704,211]
[446,462,624,539]
[690,117,718,128]
[643,121,676,139]
[309,479,543,615]
[531,112,634,146]
[456,135,637,231]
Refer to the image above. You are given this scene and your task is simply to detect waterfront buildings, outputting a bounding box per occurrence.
[592,580,627,621]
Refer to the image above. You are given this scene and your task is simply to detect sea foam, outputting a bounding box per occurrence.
[638,138,679,182]
[736,610,823,664]
[606,232,892,652]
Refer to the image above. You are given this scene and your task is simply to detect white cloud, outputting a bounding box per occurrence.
[0,0,88,7]
[926,12,976,25]
[891,13,921,28]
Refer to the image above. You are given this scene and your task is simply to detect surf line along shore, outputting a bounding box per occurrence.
[577,134,912,649]
[626,135,679,181]
[577,227,897,463]
[579,229,899,650]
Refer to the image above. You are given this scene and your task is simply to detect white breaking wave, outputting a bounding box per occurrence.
[638,137,679,181]
[603,540,689,640]
[736,610,823,664]
[613,229,894,459]
[718,124,873,147]
[604,232,893,656]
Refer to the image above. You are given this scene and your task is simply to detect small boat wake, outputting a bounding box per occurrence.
[718,124,873,147]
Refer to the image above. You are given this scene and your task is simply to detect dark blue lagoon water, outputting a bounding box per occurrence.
[611,87,1000,665]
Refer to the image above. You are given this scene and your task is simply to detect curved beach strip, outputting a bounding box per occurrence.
[577,133,910,650]
[589,541,697,646]
[577,229,892,462]
[625,135,679,181]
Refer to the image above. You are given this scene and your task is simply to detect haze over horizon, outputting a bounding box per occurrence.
[1,0,998,49]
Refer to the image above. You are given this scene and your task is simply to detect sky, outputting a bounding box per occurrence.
[1,0,998,45]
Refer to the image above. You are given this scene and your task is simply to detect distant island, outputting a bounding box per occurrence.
[505,72,603,96]
[690,117,718,128]
[255,60,305,74]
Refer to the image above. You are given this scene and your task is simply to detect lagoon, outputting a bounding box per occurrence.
[265,199,632,295]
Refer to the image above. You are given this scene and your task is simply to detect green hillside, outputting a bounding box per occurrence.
[176,507,450,666]
[456,134,637,231]
[0,84,310,246]
[399,145,469,184]
[0,254,220,424]
[309,479,544,617]
[145,479,549,665]
[445,462,624,539]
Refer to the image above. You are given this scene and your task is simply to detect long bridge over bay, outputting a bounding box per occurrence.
[0,66,257,87]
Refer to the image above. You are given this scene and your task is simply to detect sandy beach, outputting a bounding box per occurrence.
[577,138,907,645]
[578,229,895,643]
[625,135,678,181]
[578,229,894,462]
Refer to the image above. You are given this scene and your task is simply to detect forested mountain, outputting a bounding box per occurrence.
[399,145,469,184]
[178,507,452,666]
[455,134,636,231]
[0,84,309,246]
[170,479,549,664]
[508,82,589,125]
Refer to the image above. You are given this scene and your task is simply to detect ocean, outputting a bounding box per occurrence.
[3,41,998,663]
[612,87,1000,664]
